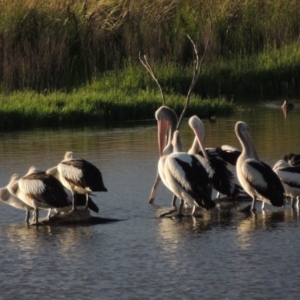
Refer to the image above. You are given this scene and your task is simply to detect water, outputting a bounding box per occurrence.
[0,100,300,299]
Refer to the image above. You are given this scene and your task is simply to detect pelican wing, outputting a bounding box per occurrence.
[60,159,107,192]
[21,172,70,207]
[275,165,300,189]
[242,159,285,206]
[166,154,214,210]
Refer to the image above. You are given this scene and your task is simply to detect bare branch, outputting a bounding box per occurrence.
[139,52,166,106]
[176,21,212,130]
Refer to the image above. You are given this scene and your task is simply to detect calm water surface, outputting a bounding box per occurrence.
[0,100,300,299]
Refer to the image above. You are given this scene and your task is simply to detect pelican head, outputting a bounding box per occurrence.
[155,106,178,157]
[172,130,183,153]
[235,121,259,160]
[26,166,42,175]
[64,151,78,160]
[188,115,209,161]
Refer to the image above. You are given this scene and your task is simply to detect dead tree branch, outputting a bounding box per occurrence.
[176,23,212,130]
[139,52,166,106]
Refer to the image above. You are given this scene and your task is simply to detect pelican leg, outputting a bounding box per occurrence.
[171,195,177,207]
[149,173,161,204]
[84,194,89,209]
[72,193,77,211]
[261,201,265,210]
[31,208,39,225]
[292,197,299,209]
[177,199,185,216]
[25,210,30,223]
[191,205,196,216]
[47,208,53,219]
[251,196,257,211]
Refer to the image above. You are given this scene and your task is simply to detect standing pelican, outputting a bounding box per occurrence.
[235,121,285,211]
[273,160,300,208]
[47,151,107,210]
[8,166,72,224]
[0,174,34,223]
[156,106,215,215]
[188,116,242,199]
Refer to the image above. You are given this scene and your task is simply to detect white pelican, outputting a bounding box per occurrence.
[0,174,34,223]
[235,121,285,211]
[273,160,300,208]
[47,151,107,210]
[156,106,215,215]
[7,166,72,224]
[188,116,242,199]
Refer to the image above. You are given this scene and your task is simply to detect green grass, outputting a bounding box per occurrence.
[0,77,235,130]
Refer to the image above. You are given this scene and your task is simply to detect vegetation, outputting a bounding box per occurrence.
[0,0,299,129]
[0,76,233,129]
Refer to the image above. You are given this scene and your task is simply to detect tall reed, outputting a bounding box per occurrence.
[0,0,299,96]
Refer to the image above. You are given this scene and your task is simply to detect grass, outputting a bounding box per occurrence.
[0,75,235,130]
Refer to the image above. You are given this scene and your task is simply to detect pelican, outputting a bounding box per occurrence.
[0,174,34,223]
[284,153,300,167]
[235,121,285,211]
[156,106,215,215]
[188,116,242,199]
[7,166,72,224]
[47,151,107,210]
[281,100,294,111]
[273,160,300,208]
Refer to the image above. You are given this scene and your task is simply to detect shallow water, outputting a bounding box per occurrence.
[0,100,300,299]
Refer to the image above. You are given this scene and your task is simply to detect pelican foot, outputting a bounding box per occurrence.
[148,198,155,204]
[159,208,178,218]
[239,205,252,213]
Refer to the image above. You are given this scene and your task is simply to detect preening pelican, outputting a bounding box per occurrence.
[273,160,300,208]
[188,116,242,199]
[47,151,107,210]
[235,121,285,211]
[156,107,215,215]
[8,166,72,224]
[149,106,178,204]
[0,174,34,223]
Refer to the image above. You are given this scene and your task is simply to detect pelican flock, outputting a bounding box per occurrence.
[188,115,242,199]
[0,103,298,225]
[0,152,107,224]
[156,106,215,215]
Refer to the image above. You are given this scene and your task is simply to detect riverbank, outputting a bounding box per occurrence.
[0,78,235,130]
